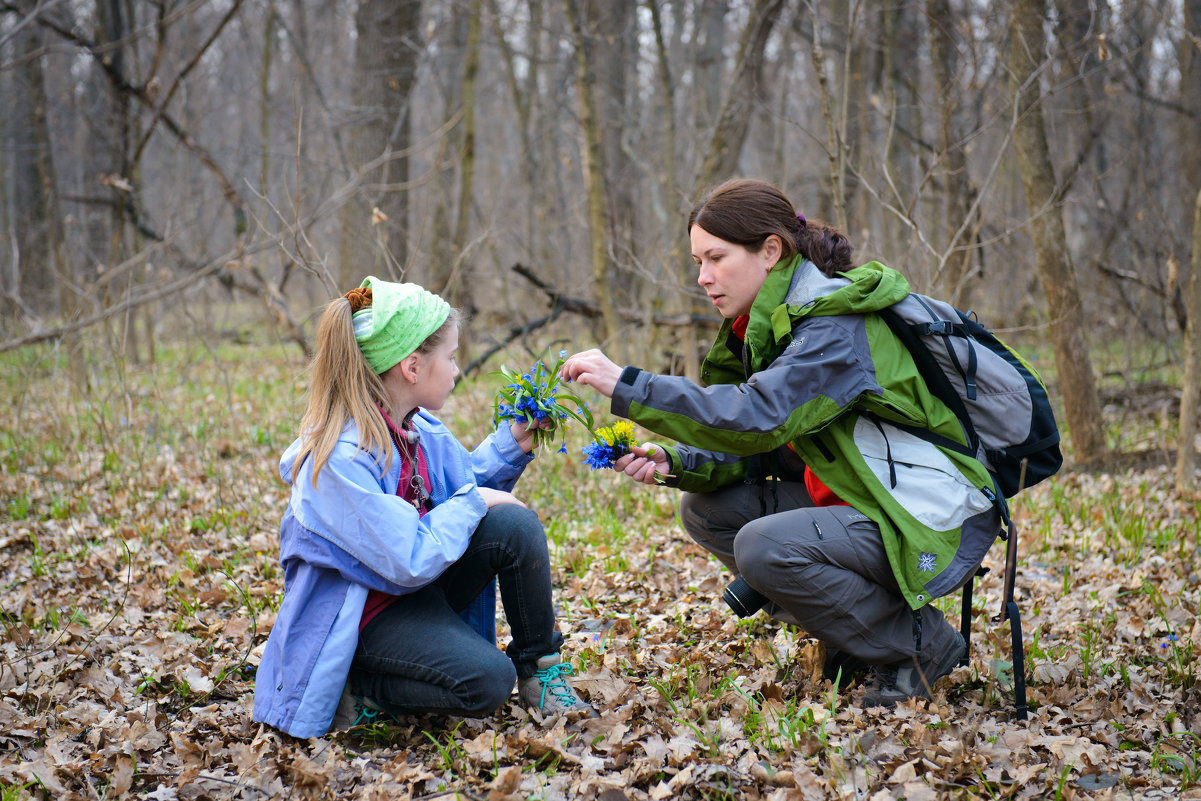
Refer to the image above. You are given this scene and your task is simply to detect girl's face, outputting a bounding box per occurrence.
[691,225,778,319]
[410,324,461,411]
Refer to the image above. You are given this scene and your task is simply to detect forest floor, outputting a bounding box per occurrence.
[1,342,1199,800]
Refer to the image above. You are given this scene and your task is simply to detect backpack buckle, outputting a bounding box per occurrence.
[926,320,955,335]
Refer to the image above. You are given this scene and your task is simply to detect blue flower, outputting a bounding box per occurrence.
[492,351,594,450]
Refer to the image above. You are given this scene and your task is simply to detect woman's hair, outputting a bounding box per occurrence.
[687,178,856,277]
[292,288,460,487]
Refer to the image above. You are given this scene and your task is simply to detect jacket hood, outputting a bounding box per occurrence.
[740,257,910,365]
[783,258,909,316]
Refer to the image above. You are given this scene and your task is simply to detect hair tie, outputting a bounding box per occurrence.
[796,213,807,229]
[344,286,373,313]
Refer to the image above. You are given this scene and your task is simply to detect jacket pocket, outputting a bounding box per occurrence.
[854,417,993,531]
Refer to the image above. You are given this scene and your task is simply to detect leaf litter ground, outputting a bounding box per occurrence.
[1,346,1199,799]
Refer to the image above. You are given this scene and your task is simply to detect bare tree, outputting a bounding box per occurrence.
[564,0,619,355]
[926,0,981,305]
[338,0,423,288]
[695,0,785,191]
[1179,188,1201,491]
[1009,0,1106,464]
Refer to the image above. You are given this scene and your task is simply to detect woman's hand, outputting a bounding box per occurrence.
[476,487,528,509]
[559,349,621,399]
[613,442,672,485]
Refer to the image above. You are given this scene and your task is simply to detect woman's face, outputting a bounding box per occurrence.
[691,225,778,319]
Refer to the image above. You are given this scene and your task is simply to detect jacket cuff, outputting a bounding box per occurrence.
[611,366,646,417]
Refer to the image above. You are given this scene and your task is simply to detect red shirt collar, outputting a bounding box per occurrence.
[731,314,750,341]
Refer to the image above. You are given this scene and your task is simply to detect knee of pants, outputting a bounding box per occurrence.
[456,654,517,715]
[733,524,798,590]
[478,504,545,551]
[679,492,718,546]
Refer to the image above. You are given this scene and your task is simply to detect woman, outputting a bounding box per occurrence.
[561,179,1002,707]
[254,277,592,738]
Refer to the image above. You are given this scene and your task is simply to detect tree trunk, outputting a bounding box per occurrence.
[695,0,785,191]
[451,0,483,353]
[881,1,921,262]
[647,0,698,380]
[1175,0,1201,492]
[337,0,423,289]
[1009,0,1106,464]
[12,22,55,314]
[565,0,619,356]
[927,0,981,306]
[1177,188,1201,492]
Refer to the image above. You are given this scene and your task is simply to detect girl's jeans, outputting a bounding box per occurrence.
[347,503,564,716]
[681,482,961,666]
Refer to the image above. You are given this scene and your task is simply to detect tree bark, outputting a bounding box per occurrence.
[337,0,423,288]
[1175,0,1201,491]
[450,0,482,352]
[927,0,981,306]
[1009,0,1106,464]
[1177,188,1201,492]
[565,0,619,356]
[12,20,54,313]
[695,0,785,191]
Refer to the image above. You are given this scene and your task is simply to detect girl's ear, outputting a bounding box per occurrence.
[399,353,421,384]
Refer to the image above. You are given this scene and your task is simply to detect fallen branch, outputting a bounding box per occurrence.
[461,301,566,376]
[511,263,717,328]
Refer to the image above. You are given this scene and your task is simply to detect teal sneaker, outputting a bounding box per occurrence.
[331,688,394,730]
[517,654,598,718]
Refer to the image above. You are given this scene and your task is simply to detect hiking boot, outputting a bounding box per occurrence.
[821,646,870,689]
[862,630,967,707]
[331,687,394,730]
[517,654,598,718]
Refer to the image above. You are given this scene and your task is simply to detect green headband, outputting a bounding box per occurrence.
[351,277,452,374]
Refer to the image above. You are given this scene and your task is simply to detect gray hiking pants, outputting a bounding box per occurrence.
[680,481,961,665]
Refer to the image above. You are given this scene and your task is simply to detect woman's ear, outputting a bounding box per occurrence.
[399,353,421,384]
[762,234,783,268]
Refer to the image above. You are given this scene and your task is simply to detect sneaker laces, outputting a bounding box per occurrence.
[533,661,581,710]
[351,697,392,727]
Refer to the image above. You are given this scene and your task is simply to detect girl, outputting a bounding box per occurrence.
[254,277,592,738]
[561,179,1003,707]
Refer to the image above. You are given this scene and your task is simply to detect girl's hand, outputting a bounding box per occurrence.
[559,349,621,399]
[510,417,550,454]
[476,487,528,509]
[613,442,671,485]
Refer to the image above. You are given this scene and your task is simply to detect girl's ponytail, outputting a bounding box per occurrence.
[292,295,392,487]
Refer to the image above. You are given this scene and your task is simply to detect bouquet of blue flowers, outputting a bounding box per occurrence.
[581,421,638,469]
[492,351,594,451]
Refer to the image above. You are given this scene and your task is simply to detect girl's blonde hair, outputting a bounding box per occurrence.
[291,294,459,488]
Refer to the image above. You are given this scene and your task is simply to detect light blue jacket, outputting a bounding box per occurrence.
[252,411,533,738]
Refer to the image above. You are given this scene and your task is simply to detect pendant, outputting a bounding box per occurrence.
[410,473,429,508]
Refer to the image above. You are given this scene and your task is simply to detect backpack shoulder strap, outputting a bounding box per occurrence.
[876,305,980,455]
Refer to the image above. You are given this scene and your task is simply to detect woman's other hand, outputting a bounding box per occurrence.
[559,349,621,399]
[476,487,529,508]
[613,442,671,485]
